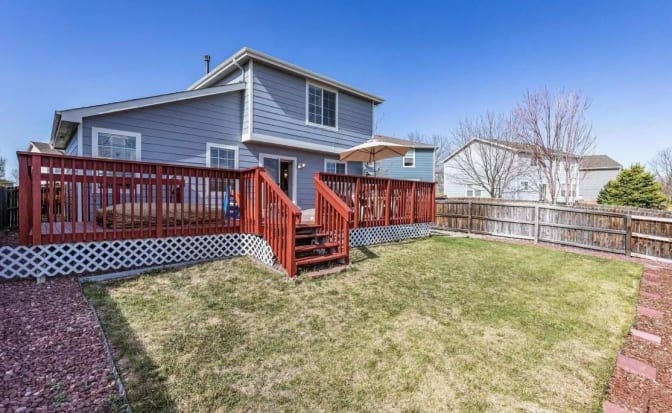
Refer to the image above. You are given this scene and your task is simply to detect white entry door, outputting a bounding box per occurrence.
[260,154,297,203]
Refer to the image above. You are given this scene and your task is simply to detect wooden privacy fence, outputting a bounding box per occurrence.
[0,186,19,230]
[435,199,672,262]
[317,172,435,227]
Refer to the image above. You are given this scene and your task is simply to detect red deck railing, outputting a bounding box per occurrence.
[316,172,436,228]
[17,152,300,275]
[314,174,350,261]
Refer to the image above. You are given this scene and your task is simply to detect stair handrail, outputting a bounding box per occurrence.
[314,174,352,263]
[256,168,301,276]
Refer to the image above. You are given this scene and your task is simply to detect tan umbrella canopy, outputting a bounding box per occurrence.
[339,140,411,176]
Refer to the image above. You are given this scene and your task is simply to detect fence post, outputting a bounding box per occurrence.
[31,155,42,245]
[534,205,539,243]
[467,200,472,233]
[155,165,164,238]
[410,181,417,224]
[353,177,361,228]
[625,214,632,256]
[385,179,391,226]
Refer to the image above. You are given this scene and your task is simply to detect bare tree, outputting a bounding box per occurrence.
[445,112,529,198]
[0,157,5,180]
[513,88,595,204]
[650,147,672,197]
[407,131,451,191]
[10,169,18,184]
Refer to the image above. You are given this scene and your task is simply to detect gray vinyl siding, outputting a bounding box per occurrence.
[65,135,78,155]
[251,62,373,149]
[374,148,435,182]
[580,169,620,202]
[80,92,247,165]
[214,63,250,137]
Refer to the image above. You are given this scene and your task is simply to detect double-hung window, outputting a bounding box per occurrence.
[466,184,482,197]
[403,148,415,167]
[206,143,238,170]
[325,160,346,174]
[307,83,337,128]
[92,128,141,160]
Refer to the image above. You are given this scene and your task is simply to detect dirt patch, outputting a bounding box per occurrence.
[0,277,124,411]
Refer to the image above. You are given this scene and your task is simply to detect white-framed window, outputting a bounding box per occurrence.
[520,181,529,191]
[92,127,141,160]
[306,82,338,129]
[206,143,238,169]
[466,184,482,197]
[403,148,415,167]
[324,159,347,174]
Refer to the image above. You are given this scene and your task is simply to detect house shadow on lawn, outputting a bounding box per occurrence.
[85,284,177,412]
[350,246,379,264]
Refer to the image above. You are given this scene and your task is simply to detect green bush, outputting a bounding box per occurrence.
[597,164,668,209]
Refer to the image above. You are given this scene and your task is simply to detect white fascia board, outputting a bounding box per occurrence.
[57,83,246,123]
[189,47,384,104]
[243,132,343,155]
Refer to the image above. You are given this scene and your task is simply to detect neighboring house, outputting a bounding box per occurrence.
[443,138,580,202]
[579,155,623,202]
[27,141,63,154]
[366,135,436,181]
[49,47,387,209]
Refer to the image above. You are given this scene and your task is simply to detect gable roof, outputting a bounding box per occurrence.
[372,135,436,149]
[188,47,384,104]
[50,82,246,149]
[580,155,622,170]
[442,138,580,164]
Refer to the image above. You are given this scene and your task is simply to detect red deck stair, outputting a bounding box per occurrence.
[294,223,347,271]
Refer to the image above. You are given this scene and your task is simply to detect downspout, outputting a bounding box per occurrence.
[232,56,245,82]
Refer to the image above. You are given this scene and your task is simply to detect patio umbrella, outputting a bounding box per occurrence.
[339,140,411,176]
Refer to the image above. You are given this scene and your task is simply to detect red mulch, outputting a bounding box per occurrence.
[0,277,124,412]
[445,232,672,412]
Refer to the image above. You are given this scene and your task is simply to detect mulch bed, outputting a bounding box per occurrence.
[0,277,124,412]
[440,231,672,412]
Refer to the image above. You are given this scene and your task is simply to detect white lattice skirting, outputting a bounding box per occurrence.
[349,223,431,247]
[0,233,274,280]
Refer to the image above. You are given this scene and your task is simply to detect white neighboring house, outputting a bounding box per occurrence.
[442,138,581,203]
[579,155,623,203]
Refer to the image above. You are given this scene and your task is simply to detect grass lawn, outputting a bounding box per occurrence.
[84,236,642,412]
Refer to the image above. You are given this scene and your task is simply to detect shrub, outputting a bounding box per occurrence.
[597,164,668,209]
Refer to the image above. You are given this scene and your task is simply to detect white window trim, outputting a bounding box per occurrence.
[305,81,339,131]
[92,127,142,160]
[205,142,239,169]
[465,184,483,197]
[324,159,347,174]
[259,153,298,204]
[402,148,416,168]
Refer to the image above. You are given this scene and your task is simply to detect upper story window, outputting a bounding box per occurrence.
[92,127,141,160]
[307,83,337,129]
[206,143,238,169]
[403,148,415,167]
[325,160,347,174]
[466,184,482,197]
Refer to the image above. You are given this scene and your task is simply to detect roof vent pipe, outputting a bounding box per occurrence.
[204,54,211,74]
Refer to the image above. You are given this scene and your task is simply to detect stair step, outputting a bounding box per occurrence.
[295,232,328,240]
[297,223,321,229]
[295,242,339,253]
[296,252,348,267]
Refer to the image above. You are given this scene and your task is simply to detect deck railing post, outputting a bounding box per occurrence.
[155,165,164,238]
[353,177,361,228]
[18,154,32,245]
[410,181,417,224]
[385,179,391,226]
[255,168,262,235]
[30,154,42,245]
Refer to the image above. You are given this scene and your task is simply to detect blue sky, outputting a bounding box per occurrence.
[1,0,671,175]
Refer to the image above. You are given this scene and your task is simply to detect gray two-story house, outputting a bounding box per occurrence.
[50,47,390,209]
